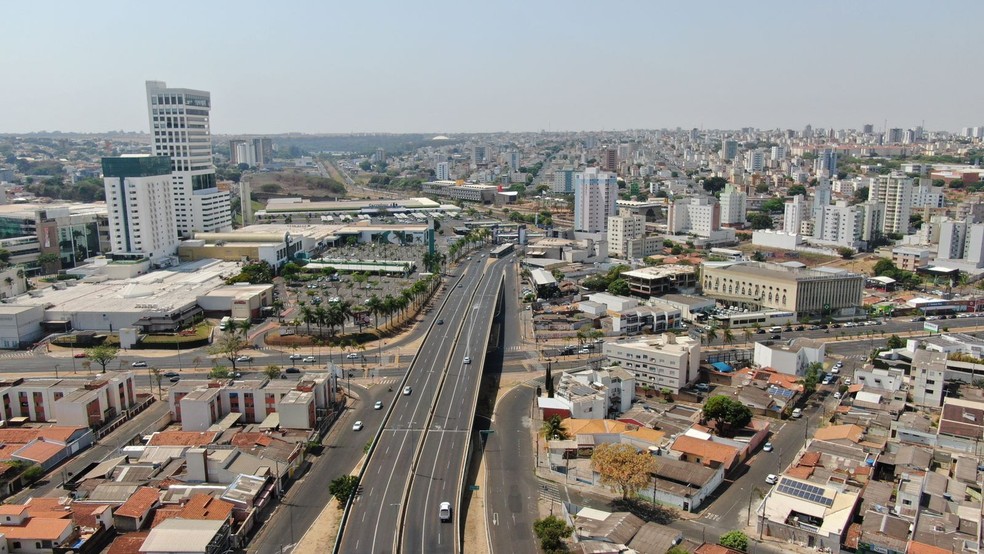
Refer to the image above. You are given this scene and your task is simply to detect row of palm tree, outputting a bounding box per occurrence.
[448,228,492,261]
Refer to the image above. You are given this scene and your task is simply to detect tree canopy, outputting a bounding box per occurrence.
[533,515,573,551]
[590,443,658,500]
[85,344,119,373]
[702,176,728,195]
[719,530,749,552]
[702,395,752,434]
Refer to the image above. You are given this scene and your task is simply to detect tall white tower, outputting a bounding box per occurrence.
[146,81,232,237]
[573,167,618,233]
[102,155,180,263]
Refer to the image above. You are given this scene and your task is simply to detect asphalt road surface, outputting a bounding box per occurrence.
[401,254,509,553]
[338,252,491,554]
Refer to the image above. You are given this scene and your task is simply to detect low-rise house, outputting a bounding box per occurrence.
[753,338,825,376]
[0,503,77,553]
[936,397,984,454]
[758,475,861,553]
[113,487,161,532]
[646,457,724,512]
[669,434,740,473]
[138,518,229,554]
[0,372,139,428]
[556,367,634,419]
[0,426,93,471]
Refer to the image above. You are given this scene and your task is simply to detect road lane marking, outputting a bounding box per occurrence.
[493,513,499,525]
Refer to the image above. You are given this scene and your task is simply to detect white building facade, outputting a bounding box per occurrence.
[102,155,180,263]
[719,183,747,226]
[146,80,232,237]
[602,333,700,393]
[573,167,618,233]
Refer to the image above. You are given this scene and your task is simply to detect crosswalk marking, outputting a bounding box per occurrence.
[539,483,563,503]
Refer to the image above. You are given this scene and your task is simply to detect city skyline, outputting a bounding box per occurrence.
[2,1,982,134]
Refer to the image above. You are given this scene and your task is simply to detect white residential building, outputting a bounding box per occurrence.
[435,161,450,181]
[812,201,883,249]
[813,179,832,219]
[146,80,232,237]
[602,333,700,393]
[753,338,825,376]
[573,167,618,233]
[869,174,913,235]
[937,219,984,268]
[744,150,766,173]
[553,167,575,194]
[912,179,944,209]
[607,211,647,258]
[718,183,747,225]
[783,195,809,235]
[910,349,946,407]
[668,196,735,242]
[102,155,180,263]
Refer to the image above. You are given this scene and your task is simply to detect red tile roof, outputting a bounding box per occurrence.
[671,435,739,468]
[150,507,182,528]
[178,494,234,521]
[114,487,160,519]
[14,440,66,464]
[106,531,150,554]
[0,517,72,540]
[907,542,953,554]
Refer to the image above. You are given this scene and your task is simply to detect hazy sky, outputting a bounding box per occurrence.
[2,1,981,135]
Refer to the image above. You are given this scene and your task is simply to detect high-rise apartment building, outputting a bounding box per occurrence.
[862,124,874,134]
[146,81,232,237]
[719,183,747,226]
[553,167,575,194]
[813,179,832,219]
[813,149,838,176]
[607,211,647,258]
[885,128,904,143]
[783,195,809,235]
[720,140,738,161]
[505,151,520,171]
[744,150,765,173]
[102,155,180,263]
[937,219,984,268]
[812,201,883,249]
[252,138,273,165]
[602,147,618,172]
[573,167,618,233]
[229,140,255,166]
[869,174,913,235]
[435,161,450,181]
[668,197,721,237]
[471,145,487,166]
[770,146,786,161]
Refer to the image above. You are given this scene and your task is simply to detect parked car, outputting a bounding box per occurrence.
[833,391,842,399]
[285,367,300,374]
[766,474,778,485]
[694,383,710,392]
[289,354,303,360]
[163,371,179,378]
[791,408,803,418]
[763,442,773,452]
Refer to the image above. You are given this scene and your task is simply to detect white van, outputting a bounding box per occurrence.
[768,326,782,333]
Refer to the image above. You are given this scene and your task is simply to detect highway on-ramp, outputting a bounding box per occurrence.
[338,253,492,554]
[400,254,509,553]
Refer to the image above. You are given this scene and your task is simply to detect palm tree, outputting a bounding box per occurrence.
[722,328,735,348]
[314,305,330,337]
[382,294,397,327]
[540,415,569,440]
[236,318,251,337]
[365,295,384,330]
[742,327,752,346]
[300,305,315,335]
[704,325,719,347]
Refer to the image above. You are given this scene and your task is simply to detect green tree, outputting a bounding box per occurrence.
[719,530,749,552]
[21,464,44,485]
[702,395,753,434]
[149,367,164,399]
[329,475,359,505]
[751,251,767,262]
[886,334,905,349]
[209,366,232,379]
[540,415,569,440]
[263,365,282,380]
[607,278,630,296]
[208,333,249,371]
[787,184,807,196]
[802,362,823,393]
[747,213,773,230]
[533,515,573,551]
[85,344,119,374]
[702,176,728,195]
[590,443,658,500]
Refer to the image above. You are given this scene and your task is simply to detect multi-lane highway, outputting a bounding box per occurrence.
[400,255,507,553]
[338,252,501,553]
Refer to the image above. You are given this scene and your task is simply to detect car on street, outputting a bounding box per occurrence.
[169,376,180,383]
[374,401,383,410]
[694,383,710,392]
[164,371,179,378]
[437,319,444,325]
[794,326,805,331]
[302,356,317,363]
[463,356,471,364]
[73,352,87,358]
[346,353,359,359]
[755,329,766,334]
[439,501,452,522]
[792,408,803,418]
[236,355,253,363]
[285,367,300,374]
[770,334,782,340]
[289,354,303,360]
[233,371,242,379]
[763,442,773,452]
[131,361,147,368]
[403,386,412,395]
[822,376,832,385]
[352,421,364,431]
[833,391,842,399]
[766,474,778,485]
[808,325,820,330]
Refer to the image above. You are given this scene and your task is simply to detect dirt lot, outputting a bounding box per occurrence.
[735,243,838,266]
[249,169,347,201]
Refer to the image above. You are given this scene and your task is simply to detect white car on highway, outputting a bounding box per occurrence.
[352,421,364,431]
[439,501,452,522]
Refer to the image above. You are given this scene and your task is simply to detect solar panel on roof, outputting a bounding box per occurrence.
[777,477,834,506]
